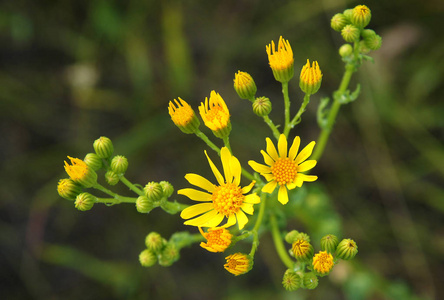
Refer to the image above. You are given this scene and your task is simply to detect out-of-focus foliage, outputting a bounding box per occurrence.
[1,0,443,299]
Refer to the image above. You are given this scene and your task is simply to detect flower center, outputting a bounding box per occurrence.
[172,105,194,126]
[271,157,297,186]
[206,228,230,246]
[206,106,228,126]
[211,183,244,216]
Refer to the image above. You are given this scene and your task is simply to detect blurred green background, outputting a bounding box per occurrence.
[1,0,443,299]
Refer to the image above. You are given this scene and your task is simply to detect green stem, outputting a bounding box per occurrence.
[195,130,220,154]
[282,81,291,138]
[118,175,144,196]
[263,115,281,140]
[93,183,137,204]
[223,136,232,152]
[289,93,311,129]
[270,213,294,269]
[249,193,267,256]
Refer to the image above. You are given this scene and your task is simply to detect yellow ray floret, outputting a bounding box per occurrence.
[248,134,318,205]
[179,147,260,230]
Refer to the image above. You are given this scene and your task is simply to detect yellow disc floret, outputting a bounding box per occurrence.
[312,251,334,275]
[271,157,298,186]
[211,183,245,216]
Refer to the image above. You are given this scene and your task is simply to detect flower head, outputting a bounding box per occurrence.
[199,91,231,138]
[64,156,97,188]
[336,238,358,260]
[248,134,317,205]
[199,227,232,252]
[351,5,371,28]
[168,98,200,134]
[299,59,322,95]
[179,147,260,230]
[224,253,252,276]
[292,239,314,262]
[266,36,294,83]
[312,251,334,275]
[234,71,257,100]
[57,178,82,200]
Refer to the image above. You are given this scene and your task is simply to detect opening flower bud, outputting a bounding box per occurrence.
[234,71,257,100]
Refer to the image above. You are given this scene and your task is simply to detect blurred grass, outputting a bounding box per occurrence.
[1,0,443,299]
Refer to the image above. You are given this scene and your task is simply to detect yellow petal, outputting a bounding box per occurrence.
[266,137,279,160]
[230,155,242,186]
[220,147,233,184]
[178,188,212,202]
[224,214,237,228]
[295,141,316,164]
[262,173,274,182]
[244,193,260,204]
[184,209,219,226]
[288,136,301,160]
[278,185,289,204]
[248,161,271,174]
[297,174,318,182]
[180,203,214,219]
[241,180,256,194]
[260,150,275,166]
[205,150,224,185]
[286,181,298,190]
[262,181,277,193]
[277,134,288,158]
[184,174,215,192]
[297,160,317,172]
[241,203,254,215]
[201,213,224,228]
[236,210,249,230]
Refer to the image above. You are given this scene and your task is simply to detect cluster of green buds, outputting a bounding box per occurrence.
[331,5,382,59]
[282,230,358,291]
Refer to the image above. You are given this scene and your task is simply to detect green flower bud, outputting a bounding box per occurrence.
[234,71,257,100]
[339,44,353,58]
[110,155,128,174]
[282,270,301,291]
[285,230,300,244]
[57,178,82,200]
[145,232,165,252]
[361,29,376,39]
[159,181,174,198]
[93,136,114,159]
[136,196,154,213]
[343,9,353,22]
[303,272,319,289]
[158,243,180,267]
[330,13,348,32]
[295,232,311,243]
[144,182,163,201]
[320,234,339,253]
[351,5,371,28]
[252,97,272,117]
[83,153,102,171]
[105,170,119,186]
[291,239,314,262]
[74,192,96,211]
[336,238,358,260]
[341,24,360,43]
[359,40,371,54]
[364,33,382,51]
[139,249,157,267]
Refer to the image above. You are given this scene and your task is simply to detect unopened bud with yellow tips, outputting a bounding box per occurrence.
[252,97,272,117]
[110,155,128,174]
[234,71,257,100]
[57,178,82,200]
[224,253,253,276]
[105,170,119,186]
[83,153,102,171]
[74,192,96,211]
[139,249,157,267]
[160,181,174,198]
[336,238,358,260]
[144,181,163,201]
[93,136,114,159]
[299,59,322,95]
[64,156,97,188]
[199,91,231,139]
[145,232,165,252]
[341,24,360,43]
[136,196,154,213]
[303,272,319,289]
[351,5,371,28]
[331,13,348,32]
[158,243,180,267]
[321,234,339,253]
[282,270,302,291]
[291,239,314,262]
[168,98,200,134]
[266,36,294,83]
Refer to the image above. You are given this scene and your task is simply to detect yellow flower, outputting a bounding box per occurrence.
[199,91,231,138]
[64,156,97,188]
[248,134,317,205]
[199,227,232,252]
[224,253,252,276]
[299,59,322,95]
[292,239,314,262]
[233,71,257,100]
[312,251,334,275]
[179,147,260,230]
[168,98,200,134]
[266,36,294,83]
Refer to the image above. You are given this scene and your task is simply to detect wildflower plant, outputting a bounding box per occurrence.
[57,5,379,291]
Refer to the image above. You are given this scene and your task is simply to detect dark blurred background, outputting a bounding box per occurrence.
[1,0,443,299]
